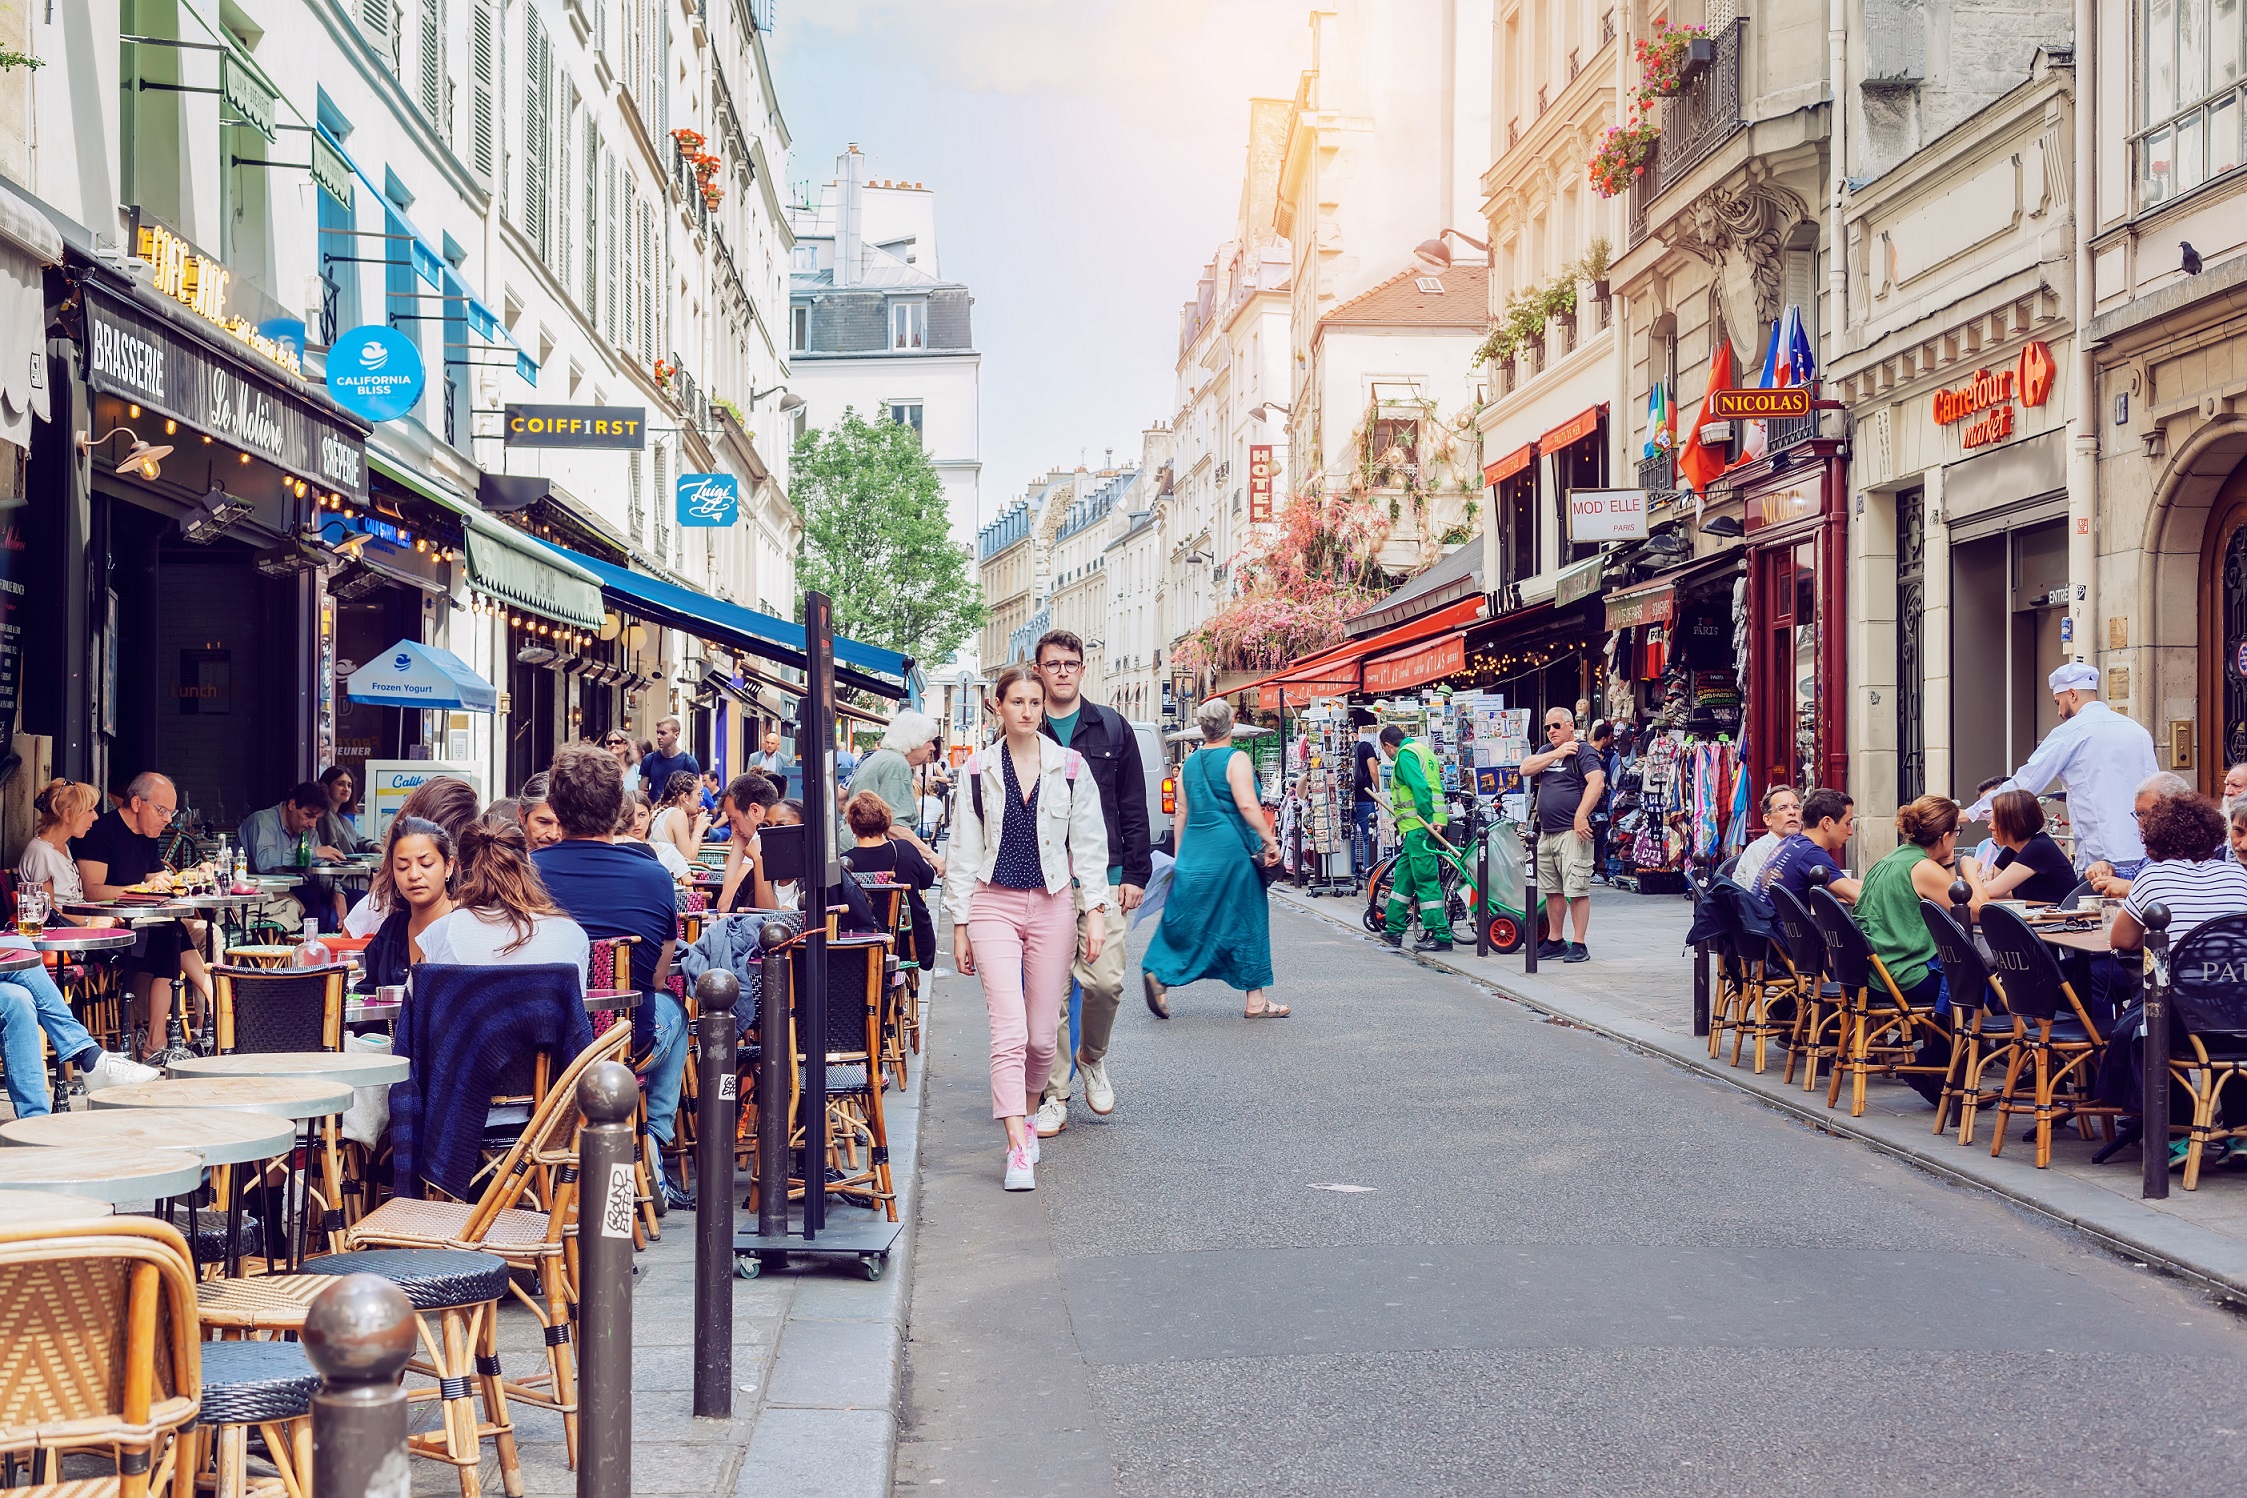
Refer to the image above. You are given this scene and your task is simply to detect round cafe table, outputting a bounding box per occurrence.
[0,1143,206,1201]
[24,929,138,954]
[0,1189,113,1224]
[168,1051,408,1088]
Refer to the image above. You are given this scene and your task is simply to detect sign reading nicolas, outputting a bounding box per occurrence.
[83,289,367,503]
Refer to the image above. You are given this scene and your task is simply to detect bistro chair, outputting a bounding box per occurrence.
[1714,879,1799,1074]
[0,1218,202,1497]
[585,935,665,1240]
[1977,905,2121,1167]
[211,964,347,1055]
[1684,873,1750,1062]
[174,1339,317,1498]
[2153,914,2247,1190]
[1917,899,2019,1147]
[1804,886,1947,1117]
[1764,884,1843,1092]
[2056,879,2098,912]
[767,933,898,1221]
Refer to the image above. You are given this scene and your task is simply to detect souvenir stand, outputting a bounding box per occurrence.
[1295,699,1355,893]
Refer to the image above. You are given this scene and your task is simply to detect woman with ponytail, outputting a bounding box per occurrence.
[19,779,101,911]
[418,818,590,971]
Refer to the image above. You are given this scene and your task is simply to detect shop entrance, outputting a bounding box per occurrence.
[2199,464,2247,779]
[1752,539,1821,795]
[1951,517,2068,797]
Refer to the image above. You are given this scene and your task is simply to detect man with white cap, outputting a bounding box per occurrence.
[1967,662,2161,876]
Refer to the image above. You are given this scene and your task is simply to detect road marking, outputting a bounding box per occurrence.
[1308,1182,1375,1193]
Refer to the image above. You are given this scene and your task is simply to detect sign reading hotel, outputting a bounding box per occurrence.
[1248,444,1275,522]
[1712,386,1812,419]
[1931,340,2055,451]
[1567,488,1649,542]
[502,405,648,449]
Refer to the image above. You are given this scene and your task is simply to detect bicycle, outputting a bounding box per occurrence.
[1359,798,1540,953]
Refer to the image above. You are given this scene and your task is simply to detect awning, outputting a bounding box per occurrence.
[1362,632,1467,694]
[1603,578,1677,630]
[1234,593,1490,698]
[1484,442,1536,484]
[1540,403,1608,451]
[347,640,498,712]
[538,541,912,700]
[367,452,606,628]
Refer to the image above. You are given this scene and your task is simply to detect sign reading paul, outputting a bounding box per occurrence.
[677,472,740,527]
[325,326,425,423]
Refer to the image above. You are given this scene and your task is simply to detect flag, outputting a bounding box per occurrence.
[1675,339,1735,498]
[1784,304,1817,387]
[1739,316,1780,463]
[1643,381,1674,458]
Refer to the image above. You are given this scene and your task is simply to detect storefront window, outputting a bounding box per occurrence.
[1792,541,1819,792]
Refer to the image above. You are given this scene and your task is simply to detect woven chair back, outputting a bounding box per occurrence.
[1805,887,1875,989]
[0,1219,200,1488]
[821,937,886,1063]
[1765,884,1827,980]
[1977,905,2081,1026]
[1918,900,2002,1015]
[2168,914,2247,1038]
[467,1024,633,1238]
[217,964,344,1053]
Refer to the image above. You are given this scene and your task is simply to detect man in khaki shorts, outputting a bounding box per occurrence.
[1521,707,1605,963]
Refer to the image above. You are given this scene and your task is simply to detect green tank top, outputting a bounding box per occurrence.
[1855,843,1936,994]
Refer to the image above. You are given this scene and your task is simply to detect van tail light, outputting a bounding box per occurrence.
[1161,775,1176,815]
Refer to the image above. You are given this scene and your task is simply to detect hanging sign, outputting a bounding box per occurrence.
[220,55,277,142]
[677,471,740,527]
[1567,487,1649,542]
[311,131,354,206]
[1711,386,1811,418]
[1248,444,1275,522]
[502,404,647,448]
[1604,581,1676,630]
[326,325,425,423]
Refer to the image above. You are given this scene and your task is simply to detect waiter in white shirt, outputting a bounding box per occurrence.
[1966,661,2160,876]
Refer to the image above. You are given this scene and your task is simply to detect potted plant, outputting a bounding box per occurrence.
[1635,19,1711,97]
[1581,237,1614,302]
[671,127,705,152]
[1588,116,1660,198]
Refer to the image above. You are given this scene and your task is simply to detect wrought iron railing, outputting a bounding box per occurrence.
[1627,19,1746,244]
[1637,452,1675,493]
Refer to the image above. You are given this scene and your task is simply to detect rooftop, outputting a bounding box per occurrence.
[1318,263,1491,336]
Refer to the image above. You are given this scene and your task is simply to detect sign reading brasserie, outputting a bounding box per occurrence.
[84,290,368,503]
[1931,340,2056,451]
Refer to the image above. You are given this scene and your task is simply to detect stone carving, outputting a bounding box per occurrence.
[1663,178,1812,329]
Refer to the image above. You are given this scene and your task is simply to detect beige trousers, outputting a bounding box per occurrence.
[1042,883,1127,1102]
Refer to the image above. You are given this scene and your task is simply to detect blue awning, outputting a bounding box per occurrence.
[534,541,911,700]
[347,640,499,713]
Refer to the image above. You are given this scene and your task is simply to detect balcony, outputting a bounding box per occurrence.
[1637,451,1675,493]
[1627,19,1746,246]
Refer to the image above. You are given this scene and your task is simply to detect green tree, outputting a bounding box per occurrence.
[792,408,983,663]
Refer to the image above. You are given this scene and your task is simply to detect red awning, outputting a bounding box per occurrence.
[1540,403,1608,451]
[1234,594,1488,698]
[1483,441,1536,484]
[1362,631,1467,693]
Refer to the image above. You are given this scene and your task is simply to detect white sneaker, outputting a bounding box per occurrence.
[1003,1144,1036,1191]
[1034,1096,1069,1138]
[1024,1128,1040,1165]
[78,1050,158,1092]
[1081,1058,1116,1116]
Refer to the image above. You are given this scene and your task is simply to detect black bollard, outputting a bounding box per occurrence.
[1523,822,1541,975]
[757,922,793,1247]
[303,1272,414,1498]
[577,1059,639,1498]
[1475,821,1491,959]
[1948,878,1974,933]
[2142,902,2173,1201]
[691,971,740,1419]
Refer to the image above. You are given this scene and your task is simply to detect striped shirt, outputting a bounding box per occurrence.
[2121,857,2247,942]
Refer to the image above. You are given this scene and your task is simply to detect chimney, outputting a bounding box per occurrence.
[836,147,866,289]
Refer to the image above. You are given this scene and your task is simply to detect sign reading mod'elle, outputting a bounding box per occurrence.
[1248,444,1275,521]
[677,472,740,527]
[325,325,425,423]
[1566,488,1649,542]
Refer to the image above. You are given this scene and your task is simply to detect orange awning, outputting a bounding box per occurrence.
[1483,441,1536,484]
[1540,403,1608,451]
[1362,631,1467,693]
[1234,593,1489,698]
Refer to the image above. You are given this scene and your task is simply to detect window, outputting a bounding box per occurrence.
[791,305,807,351]
[2140,0,2247,209]
[888,402,924,438]
[891,300,926,350]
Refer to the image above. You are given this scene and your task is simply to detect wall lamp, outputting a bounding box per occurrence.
[79,426,174,479]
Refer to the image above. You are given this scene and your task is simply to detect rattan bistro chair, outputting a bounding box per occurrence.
[1977,905,2121,1167]
[1918,900,2019,1147]
[2151,914,2247,1190]
[210,964,352,1255]
[1686,874,1751,1063]
[0,1218,202,1497]
[1805,887,1947,1117]
[771,934,898,1222]
[1766,885,1842,1092]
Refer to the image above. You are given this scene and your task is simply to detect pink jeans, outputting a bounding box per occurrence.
[968,883,1076,1119]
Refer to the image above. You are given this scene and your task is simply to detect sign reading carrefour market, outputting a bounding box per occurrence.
[1931,340,2056,451]
[677,472,740,527]
[502,404,646,449]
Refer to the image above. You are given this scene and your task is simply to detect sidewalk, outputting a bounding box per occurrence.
[1273,881,2247,1300]
[420,1035,927,1497]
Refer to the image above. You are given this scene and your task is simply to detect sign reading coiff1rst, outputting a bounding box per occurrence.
[502,405,647,449]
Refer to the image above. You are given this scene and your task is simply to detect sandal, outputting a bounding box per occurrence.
[1243,999,1291,1019]
[1142,971,1170,1019]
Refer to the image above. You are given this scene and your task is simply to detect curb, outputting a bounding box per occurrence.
[1271,883,2247,1304]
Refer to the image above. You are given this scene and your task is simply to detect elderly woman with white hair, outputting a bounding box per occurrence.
[1140,697,1287,1020]
[845,707,947,874]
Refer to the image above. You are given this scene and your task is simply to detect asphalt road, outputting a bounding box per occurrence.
[896,901,2247,1496]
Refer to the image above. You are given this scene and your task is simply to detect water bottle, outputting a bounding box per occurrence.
[296,831,312,870]
[231,846,249,892]
[292,918,332,969]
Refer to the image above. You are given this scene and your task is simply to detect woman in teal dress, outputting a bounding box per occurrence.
[1142,698,1290,1018]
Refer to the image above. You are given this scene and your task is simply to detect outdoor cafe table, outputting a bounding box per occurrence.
[25,929,138,954]
[167,1051,408,1088]
[1,1107,297,1274]
[0,1143,205,1201]
[0,1189,112,1224]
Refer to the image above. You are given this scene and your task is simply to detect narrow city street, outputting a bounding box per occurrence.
[898,902,2247,1497]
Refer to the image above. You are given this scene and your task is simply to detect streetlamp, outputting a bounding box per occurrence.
[1412,228,1492,272]
[1249,401,1290,424]
[748,385,805,413]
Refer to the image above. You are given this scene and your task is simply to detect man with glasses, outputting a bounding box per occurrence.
[1030,628,1152,1135]
[1735,785,1804,892]
[74,772,202,1055]
[1521,708,1605,963]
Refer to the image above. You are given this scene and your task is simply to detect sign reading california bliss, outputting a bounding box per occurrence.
[501,404,648,448]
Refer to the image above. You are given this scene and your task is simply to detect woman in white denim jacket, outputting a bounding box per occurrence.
[944,664,1110,1191]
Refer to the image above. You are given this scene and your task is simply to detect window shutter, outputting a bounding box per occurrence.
[620,179,637,353]
[361,0,397,66]
[654,443,669,551]
[584,121,601,315]
[603,155,618,343]
[469,0,496,179]
[523,7,548,259]
[417,0,443,124]
[639,202,656,363]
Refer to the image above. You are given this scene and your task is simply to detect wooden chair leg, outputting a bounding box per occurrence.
[475,1304,525,1498]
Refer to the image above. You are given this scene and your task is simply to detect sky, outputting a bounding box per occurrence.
[766,0,1308,539]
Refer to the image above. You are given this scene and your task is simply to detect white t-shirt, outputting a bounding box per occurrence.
[2122,857,2247,943]
[343,892,389,938]
[17,837,82,903]
[416,907,591,973]
[1734,832,1782,890]
[649,838,691,881]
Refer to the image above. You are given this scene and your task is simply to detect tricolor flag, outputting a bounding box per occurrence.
[1643,380,1674,458]
[1777,303,1817,388]
[1739,315,1781,463]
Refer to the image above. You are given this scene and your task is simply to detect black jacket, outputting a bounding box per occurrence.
[1039,703,1153,889]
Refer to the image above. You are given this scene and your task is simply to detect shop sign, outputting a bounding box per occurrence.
[1567,487,1648,542]
[1248,443,1275,522]
[1483,442,1536,485]
[84,290,368,503]
[1604,582,1676,630]
[502,404,647,448]
[128,210,303,377]
[1555,554,1604,605]
[1712,386,1811,419]
[311,131,354,207]
[676,472,739,527]
[1540,405,1606,451]
[1744,481,1821,532]
[1931,341,2056,451]
[1363,634,1464,694]
[325,325,425,423]
[220,55,277,142]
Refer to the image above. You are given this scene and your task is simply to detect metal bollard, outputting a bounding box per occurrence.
[2142,902,2173,1201]
[1522,823,1541,975]
[303,1273,414,1498]
[1948,878,1974,933]
[577,1060,639,1498]
[756,922,793,1246]
[1475,824,1491,959]
[691,971,740,1419]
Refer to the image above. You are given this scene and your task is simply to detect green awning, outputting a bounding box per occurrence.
[367,452,605,629]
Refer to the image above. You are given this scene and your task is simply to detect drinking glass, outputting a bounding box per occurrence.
[16,889,46,938]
